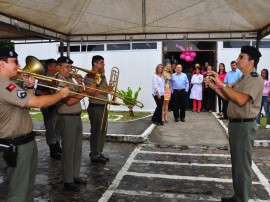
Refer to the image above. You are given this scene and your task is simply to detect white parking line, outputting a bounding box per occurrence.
[114,189,220,201]
[114,190,270,202]
[125,172,261,184]
[252,162,270,196]
[133,160,232,167]
[139,150,230,157]
[98,145,142,202]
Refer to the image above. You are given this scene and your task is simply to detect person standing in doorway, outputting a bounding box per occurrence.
[190,67,203,112]
[205,46,263,202]
[217,63,227,117]
[171,64,189,122]
[202,65,216,112]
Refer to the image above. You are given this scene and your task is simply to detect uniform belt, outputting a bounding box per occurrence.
[228,118,256,122]
[58,113,81,116]
[0,131,35,146]
[88,103,107,107]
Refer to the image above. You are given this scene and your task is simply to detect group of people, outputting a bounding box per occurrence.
[152,45,264,202]
[152,59,246,121]
[189,60,242,117]
[0,49,112,201]
[152,63,189,125]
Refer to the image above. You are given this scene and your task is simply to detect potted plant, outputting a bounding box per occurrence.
[117,87,141,116]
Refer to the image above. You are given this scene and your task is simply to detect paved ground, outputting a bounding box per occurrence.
[0,111,269,201]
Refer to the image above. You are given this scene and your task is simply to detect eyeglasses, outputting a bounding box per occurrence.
[238,55,249,60]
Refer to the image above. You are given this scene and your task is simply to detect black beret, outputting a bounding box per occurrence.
[0,49,18,58]
[56,56,73,64]
[241,46,262,60]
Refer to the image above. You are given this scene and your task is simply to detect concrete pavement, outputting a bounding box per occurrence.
[0,110,269,201]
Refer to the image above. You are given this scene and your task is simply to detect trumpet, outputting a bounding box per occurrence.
[16,56,144,108]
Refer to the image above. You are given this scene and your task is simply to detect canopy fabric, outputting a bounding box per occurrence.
[0,0,270,42]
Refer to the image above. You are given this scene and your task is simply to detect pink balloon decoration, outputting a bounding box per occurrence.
[185,55,191,62]
[185,52,190,56]
[190,52,196,58]
[180,53,185,59]
[190,57,194,62]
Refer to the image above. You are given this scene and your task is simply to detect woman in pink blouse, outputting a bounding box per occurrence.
[217,63,227,116]
[256,69,270,129]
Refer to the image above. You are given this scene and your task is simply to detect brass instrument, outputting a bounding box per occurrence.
[16,56,144,108]
[17,56,51,82]
[71,65,103,86]
[109,67,120,105]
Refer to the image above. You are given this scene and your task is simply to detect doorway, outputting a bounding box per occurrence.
[163,41,217,110]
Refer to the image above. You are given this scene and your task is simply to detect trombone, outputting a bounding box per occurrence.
[17,56,144,108]
[69,65,144,108]
[70,65,103,86]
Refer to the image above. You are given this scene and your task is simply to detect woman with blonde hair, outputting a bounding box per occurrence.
[162,63,172,122]
[151,64,165,125]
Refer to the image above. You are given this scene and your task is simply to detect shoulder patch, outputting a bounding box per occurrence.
[17,90,27,99]
[250,72,258,77]
[6,83,16,92]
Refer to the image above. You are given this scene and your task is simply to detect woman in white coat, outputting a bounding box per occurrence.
[190,67,203,112]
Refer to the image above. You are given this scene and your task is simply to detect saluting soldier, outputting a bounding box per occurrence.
[0,49,70,201]
[55,56,94,192]
[204,46,263,202]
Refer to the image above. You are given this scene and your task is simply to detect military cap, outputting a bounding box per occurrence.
[0,49,18,58]
[241,46,262,60]
[56,56,73,64]
[47,58,57,64]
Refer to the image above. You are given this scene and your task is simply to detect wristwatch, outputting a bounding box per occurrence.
[221,83,227,89]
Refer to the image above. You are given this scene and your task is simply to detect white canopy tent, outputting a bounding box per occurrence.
[0,0,270,43]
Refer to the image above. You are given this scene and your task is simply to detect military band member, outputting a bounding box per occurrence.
[55,56,94,192]
[204,46,263,202]
[35,59,62,159]
[0,49,70,202]
[84,55,112,164]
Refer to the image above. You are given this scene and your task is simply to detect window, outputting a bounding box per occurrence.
[58,45,80,52]
[223,41,250,48]
[132,42,157,50]
[107,43,130,51]
[81,45,104,52]
[251,41,270,48]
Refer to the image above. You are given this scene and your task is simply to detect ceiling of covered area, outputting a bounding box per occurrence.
[0,0,270,43]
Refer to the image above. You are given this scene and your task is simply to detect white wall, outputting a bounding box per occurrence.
[15,42,163,112]
[15,40,270,112]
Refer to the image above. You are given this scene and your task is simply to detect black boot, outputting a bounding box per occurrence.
[49,144,61,159]
[55,141,62,153]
